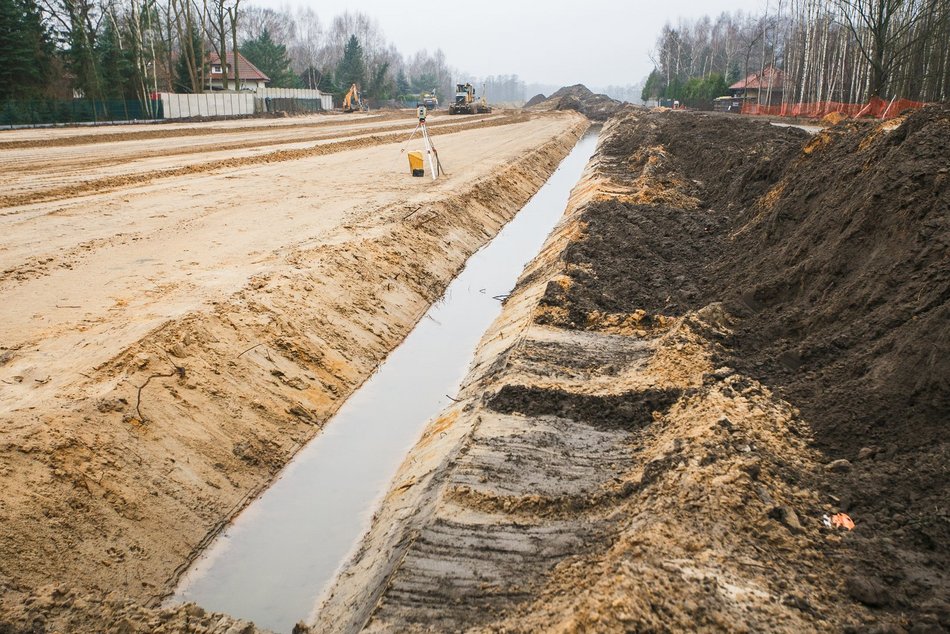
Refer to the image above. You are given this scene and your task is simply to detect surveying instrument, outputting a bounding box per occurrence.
[402,105,446,180]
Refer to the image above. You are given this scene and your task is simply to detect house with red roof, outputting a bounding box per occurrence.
[206,51,270,92]
[728,66,786,105]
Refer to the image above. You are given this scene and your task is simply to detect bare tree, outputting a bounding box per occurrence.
[227,0,239,90]
[239,5,294,43]
[835,0,941,96]
[646,0,949,108]
[288,7,322,87]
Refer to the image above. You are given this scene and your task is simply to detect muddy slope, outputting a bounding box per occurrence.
[555,106,949,624]
[723,106,950,624]
[722,109,949,452]
[315,106,947,633]
[0,113,588,631]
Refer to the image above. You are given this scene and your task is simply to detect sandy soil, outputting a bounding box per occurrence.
[0,112,513,207]
[0,111,388,143]
[0,109,588,630]
[314,106,948,633]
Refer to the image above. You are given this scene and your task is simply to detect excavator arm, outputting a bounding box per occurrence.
[343,84,357,111]
[343,83,368,112]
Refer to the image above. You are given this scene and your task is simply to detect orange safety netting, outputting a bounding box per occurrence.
[742,96,926,119]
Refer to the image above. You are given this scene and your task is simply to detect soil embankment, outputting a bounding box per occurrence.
[527,84,625,121]
[524,94,547,108]
[0,110,588,632]
[315,106,948,632]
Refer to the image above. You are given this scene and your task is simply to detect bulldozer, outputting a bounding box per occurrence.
[342,83,368,112]
[448,83,491,115]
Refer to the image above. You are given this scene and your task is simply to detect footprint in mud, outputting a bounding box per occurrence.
[106,546,126,563]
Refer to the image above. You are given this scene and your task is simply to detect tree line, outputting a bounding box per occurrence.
[0,1,456,105]
[642,0,950,107]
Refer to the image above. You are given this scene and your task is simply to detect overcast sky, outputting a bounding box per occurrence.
[253,0,769,87]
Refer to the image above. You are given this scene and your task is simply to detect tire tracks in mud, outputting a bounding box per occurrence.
[0,114,527,210]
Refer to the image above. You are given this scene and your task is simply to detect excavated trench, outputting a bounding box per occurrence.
[168,130,600,632]
[309,106,948,633]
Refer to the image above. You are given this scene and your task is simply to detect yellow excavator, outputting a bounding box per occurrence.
[448,83,492,115]
[342,83,367,112]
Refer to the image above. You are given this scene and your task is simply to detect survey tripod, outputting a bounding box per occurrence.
[402,105,446,180]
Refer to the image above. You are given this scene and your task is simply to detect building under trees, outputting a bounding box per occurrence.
[643,0,950,109]
[0,3,457,120]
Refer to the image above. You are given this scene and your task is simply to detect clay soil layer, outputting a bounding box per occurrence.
[315,105,948,633]
[0,110,588,630]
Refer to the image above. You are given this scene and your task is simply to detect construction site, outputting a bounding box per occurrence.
[0,76,947,634]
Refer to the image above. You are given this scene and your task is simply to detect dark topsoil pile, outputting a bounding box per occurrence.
[526,84,625,121]
[524,93,547,108]
[543,105,949,628]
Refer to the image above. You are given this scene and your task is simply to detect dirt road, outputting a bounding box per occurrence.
[0,109,587,625]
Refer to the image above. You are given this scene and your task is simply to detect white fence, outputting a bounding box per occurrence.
[157,88,334,120]
[258,87,334,111]
[158,92,256,118]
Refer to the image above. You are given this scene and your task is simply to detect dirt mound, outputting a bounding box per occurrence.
[718,106,950,586]
[548,84,595,100]
[541,111,807,329]
[524,93,547,108]
[527,84,625,121]
[600,110,806,209]
[541,106,949,629]
[316,123,879,630]
[722,107,949,452]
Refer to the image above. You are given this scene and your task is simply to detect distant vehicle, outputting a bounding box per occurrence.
[418,92,439,109]
[448,83,491,115]
[343,83,368,112]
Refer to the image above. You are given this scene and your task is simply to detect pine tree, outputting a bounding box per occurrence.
[335,34,365,90]
[63,0,103,101]
[368,60,391,100]
[316,69,337,94]
[395,68,411,98]
[0,0,55,100]
[241,28,300,88]
[641,69,663,101]
[97,17,132,99]
[411,71,438,95]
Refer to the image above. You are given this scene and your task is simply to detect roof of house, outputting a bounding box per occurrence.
[207,51,270,82]
[729,66,785,91]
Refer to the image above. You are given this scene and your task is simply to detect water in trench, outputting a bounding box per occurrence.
[170,130,599,632]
